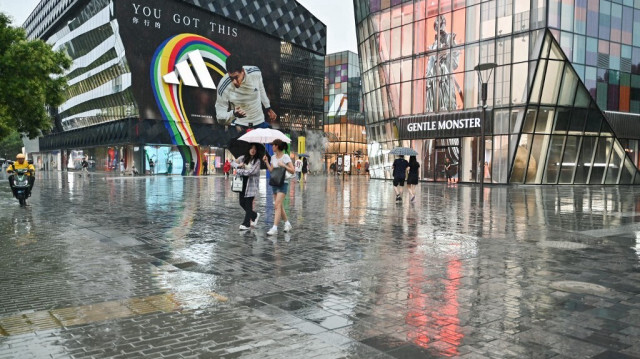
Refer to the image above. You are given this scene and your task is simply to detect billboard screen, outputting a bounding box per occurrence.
[115,0,281,146]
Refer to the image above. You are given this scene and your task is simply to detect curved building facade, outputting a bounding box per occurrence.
[24,0,325,174]
[354,0,640,184]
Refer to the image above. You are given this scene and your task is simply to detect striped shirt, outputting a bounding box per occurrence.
[215,66,271,127]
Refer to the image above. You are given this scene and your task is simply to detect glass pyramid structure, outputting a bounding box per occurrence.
[510,30,640,184]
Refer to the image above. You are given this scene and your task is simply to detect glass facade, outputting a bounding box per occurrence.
[47,0,138,132]
[354,0,640,184]
[324,51,367,172]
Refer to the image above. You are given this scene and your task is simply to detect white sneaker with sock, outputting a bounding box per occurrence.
[267,226,278,236]
[284,222,292,232]
[239,224,250,230]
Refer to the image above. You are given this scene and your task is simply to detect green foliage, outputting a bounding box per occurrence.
[0,13,70,140]
[0,130,23,159]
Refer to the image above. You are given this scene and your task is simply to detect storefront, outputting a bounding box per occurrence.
[354,1,640,185]
[387,110,490,183]
[27,0,325,175]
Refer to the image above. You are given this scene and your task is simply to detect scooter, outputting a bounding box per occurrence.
[10,168,31,206]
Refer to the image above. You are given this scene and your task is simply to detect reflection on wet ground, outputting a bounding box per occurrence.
[1,171,640,358]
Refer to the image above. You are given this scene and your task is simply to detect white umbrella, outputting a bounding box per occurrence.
[238,128,291,144]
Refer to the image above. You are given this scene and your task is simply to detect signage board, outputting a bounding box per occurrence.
[396,110,493,140]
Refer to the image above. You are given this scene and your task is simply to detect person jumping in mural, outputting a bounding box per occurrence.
[426,15,462,113]
[216,54,277,132]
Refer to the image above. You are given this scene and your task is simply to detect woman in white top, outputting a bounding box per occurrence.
[262,139,295,236]
[294,157,303,181]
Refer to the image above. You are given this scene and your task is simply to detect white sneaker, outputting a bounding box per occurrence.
[251,213,260,227]
[239,225,250,230]
[284,222,292,232]
[267,227,278,236]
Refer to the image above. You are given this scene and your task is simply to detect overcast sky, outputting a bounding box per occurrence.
[0,0,358,54]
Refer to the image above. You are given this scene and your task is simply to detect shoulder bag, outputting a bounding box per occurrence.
[231,175,243,192]
[269,167,286,187]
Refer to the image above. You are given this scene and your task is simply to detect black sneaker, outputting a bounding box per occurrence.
[395,195,401,201]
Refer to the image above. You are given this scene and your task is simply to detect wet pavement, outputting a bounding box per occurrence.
[0,171,640,358]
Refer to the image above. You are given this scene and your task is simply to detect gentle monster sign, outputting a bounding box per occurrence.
[406,117,480,132]
[397,110,492,139]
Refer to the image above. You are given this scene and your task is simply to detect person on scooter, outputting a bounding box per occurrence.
[6,153,35,197]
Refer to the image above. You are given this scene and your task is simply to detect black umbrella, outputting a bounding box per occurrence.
[227,138,268,169]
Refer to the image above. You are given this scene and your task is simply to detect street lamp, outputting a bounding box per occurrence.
[474,62,496,196]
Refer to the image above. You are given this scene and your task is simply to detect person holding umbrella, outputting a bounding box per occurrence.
[232,143,263,230]
[392,155,409,201]
[389,147,417,201]
[262,139,295,236]
[301,157,308,182]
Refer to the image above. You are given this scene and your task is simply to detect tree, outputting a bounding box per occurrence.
[0,130,23,160]
[0,13,70,140]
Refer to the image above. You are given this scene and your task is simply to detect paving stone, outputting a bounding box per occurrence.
[1,174,640,357]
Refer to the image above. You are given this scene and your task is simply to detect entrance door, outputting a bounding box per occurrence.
[420,139,460,181]
[435,148,448,181]
[433,139,460,182]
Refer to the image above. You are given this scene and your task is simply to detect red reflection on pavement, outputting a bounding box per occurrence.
[405,253,463,357]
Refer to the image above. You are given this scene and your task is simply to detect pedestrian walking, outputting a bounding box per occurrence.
[392,155,409,201]
[301,157,308,182]
[149,159,155,175]
[203,159,208,175]
[294,157,302,181]
[81,158,89,174]
[364,161,369,178]
[263,139,295,236]
[444,157,453,183]
[407,156,420,202]
[166,160,173,175]
[119,158,125,174]
[356,161,362,175]
[223,160,231,178]
[232,144,262,230]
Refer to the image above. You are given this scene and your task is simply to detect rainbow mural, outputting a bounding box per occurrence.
[151,33,229,175]
[178,145,204,176]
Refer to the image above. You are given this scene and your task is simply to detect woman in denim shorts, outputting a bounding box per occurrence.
[262,139,295,236]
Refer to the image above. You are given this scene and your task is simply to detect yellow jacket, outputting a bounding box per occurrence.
[7,161,35,176]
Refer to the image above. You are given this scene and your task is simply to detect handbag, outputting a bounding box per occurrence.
[231,175,243,192]
[269,167,286,187]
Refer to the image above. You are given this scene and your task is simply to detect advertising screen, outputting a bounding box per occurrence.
[115,0,281,146]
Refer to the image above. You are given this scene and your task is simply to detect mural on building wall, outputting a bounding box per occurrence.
[426,15,461,113]
[115,0,281,174]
